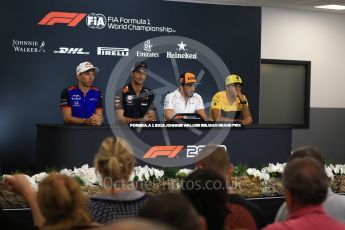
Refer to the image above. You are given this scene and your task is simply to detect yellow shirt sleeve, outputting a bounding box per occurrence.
[211,92,222,110]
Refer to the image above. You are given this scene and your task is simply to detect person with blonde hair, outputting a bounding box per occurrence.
[88,137,149,224]
[5,173,100,230]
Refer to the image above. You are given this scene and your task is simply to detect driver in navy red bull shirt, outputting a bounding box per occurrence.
[60,61,103,126]
[115,62,156,124]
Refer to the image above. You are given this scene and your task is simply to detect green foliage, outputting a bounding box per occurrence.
[256,163,266,171]
[175,172,188,179]
[325,159,336,166]
[269,172,281,178]
[74,176,85,186]
[233,164,248,177]
[44,166,58,173]
[162,167,179,179]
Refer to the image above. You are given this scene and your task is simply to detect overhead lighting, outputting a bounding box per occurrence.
[314,4,345,10]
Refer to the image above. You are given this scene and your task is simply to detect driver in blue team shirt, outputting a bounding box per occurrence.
[60,61,103,126]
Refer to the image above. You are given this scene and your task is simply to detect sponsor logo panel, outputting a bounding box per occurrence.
[166,41,197,60]
[12,39,46,53]
[97,47,129,56]
[38,11,176,33]
[136,40,159,58]
[54,47,89,55]
[143,146,184,159]
[143,145,227,159]
[38,12,87,27]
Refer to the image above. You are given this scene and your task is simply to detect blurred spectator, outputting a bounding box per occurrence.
[275,146,345,224]
[89,137,149,224]
[139,193,204,230]
[196,145,266,229]
[99,218,175,230]
[181,169,228,230]
[5,173,100,229]
[264,157,345,230]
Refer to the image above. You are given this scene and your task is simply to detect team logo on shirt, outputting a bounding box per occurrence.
[114,97,121,107]
[126,95,134,104]
[73,101,81,107]
[123,86,129,93]
[72,94,81,100]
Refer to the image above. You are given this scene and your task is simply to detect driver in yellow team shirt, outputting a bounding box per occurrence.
[210,74,253,125]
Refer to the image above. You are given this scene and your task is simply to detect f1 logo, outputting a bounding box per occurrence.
[38,12,87,27]
[143,146,184,159]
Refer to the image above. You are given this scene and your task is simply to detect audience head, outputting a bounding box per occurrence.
[102,218,175,230]
[282,157,329,210]
[182,169,228,230]
[139,193,201,230]
[37,173,91,230]
[94,137,136,183]
[196,145,232,181]
[289,146,325,167]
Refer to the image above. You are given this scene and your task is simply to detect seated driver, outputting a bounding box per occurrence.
[164,72,208,121]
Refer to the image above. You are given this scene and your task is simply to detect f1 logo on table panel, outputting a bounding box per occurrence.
[38,12,87,27]
[143,146,184,159]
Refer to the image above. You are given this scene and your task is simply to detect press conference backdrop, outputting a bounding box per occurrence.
[1,0,262,172]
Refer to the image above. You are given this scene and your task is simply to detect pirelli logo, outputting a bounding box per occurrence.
[38,12,87,27]
[97,47,129,56]
[143,146,184,159]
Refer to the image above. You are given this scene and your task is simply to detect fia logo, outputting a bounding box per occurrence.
[86,13,107,29]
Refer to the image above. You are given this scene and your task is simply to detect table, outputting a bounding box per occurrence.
[36,124,292,171]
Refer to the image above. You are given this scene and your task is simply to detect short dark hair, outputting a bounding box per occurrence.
[289,146,325,167]
[132,61,147,72]
[283,157,328,206]
[181,169,228,230]
[139,193,200,230]
[196,145,230,175]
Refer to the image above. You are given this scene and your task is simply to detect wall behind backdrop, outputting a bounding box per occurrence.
[261,7,345,163]
[1,0,264,172]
